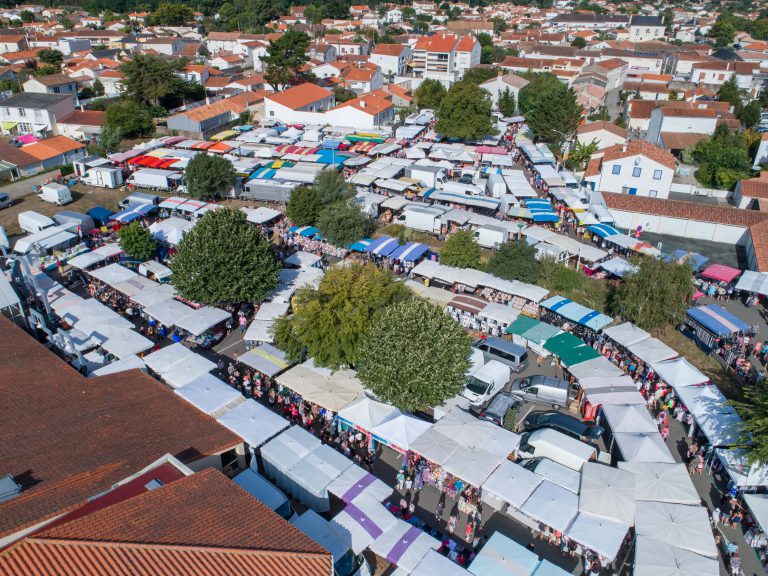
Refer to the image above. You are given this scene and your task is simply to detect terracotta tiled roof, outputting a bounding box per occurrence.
[578,120,627,139]
[205,76,231,88]
[601,140,676,170]
[628,100,730,120]
[266,82,333,110]
[27,73,74,86]
[0,470,332,576]
[595,57,627,71]
[0,140,36,167]
[740,174,768,200]
[0,48,42,61]
[207,31,242,41]
[659,132,709,150]
[371,43,407,56]
[749,218,768,272]
[604,192,768,228]
[0,317,241,540]
[584,156,602,178]
[455,35,477,52]
[332,92,393,115]
[414,33,458,53]
[660,107,717,117]
[20,135,85,160]
[57,110,106,126]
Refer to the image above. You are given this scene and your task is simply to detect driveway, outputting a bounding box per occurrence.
[0,170,63,201]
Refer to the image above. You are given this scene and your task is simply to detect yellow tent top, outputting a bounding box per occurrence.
[1,121,17,130]
[211,130,238,141]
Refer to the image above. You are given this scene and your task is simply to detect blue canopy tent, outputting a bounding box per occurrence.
[232,125,253,132]
[364,235,400,257]
[349,239,372,252]
[288,225,319,238]
[388,242,429,262]
[664,249,709,272]
[525,198,559,223]
[541,295,613,331]
[587,224,620,238]
[685,304,750,349]
[88,206,114,226]
[321,139,345,149]
[111,203,155,223]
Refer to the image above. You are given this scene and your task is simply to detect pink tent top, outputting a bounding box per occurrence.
[475,145,507,155]
[16,134,38,144]
[701,264,741,283]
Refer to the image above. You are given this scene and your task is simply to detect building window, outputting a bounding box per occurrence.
[649,190,658,197]
[611,165,621,175]
[632,167,642,177]
[653,169,662,180]
[18,108,25,117]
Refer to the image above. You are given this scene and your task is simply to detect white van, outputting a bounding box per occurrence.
[462,360,511,408]
[232,468,295,520]
[517,428,597,471]
[292,510,372,576]
[18,211,55,234]
[38,183,72,206]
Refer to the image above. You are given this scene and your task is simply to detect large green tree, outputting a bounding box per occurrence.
[272,263,410,368]
[435,82,495,140]
[313,170,354,205]
[286,185,321,226]
[39,49,63,66]
[609,258,691,330]
[567,139,599,170]
[149,3,194,25]
[105,99,154,138]
[686,125,752,190]
[517,72,563,115]
[171,208,280,304]
[440,230,481,269]
[741,100,762,129]
[316,201,370,247]
[525,83,582,150]
[498,87,516,117]
[185,154,235,201]
[118,221,156,261]
[414,78,447,110]
[732,384,768,464]
[358,298,472,411]
[461,67,497,85]
[486,240,540,283]
[119,54,187,109]
[262,31,310,90]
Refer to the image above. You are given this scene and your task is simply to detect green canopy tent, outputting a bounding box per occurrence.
[505,316,541,337]
[559,345,600,367]
[543,331,585,357]
[521,322,561,346]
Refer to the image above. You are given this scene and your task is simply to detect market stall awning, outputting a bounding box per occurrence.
[602,403,658,434]
[261,425,321,490]
[369,519,439,573]
[716,448,768,489]
[613,432,675,463]
[634,535,719,576]
[617,462,700,505]
[557,344,600,367]
[634,502,718,559]
[175,306,230,336]
[175,373,242,415]
[625,337,677,365]
[339,396,401,433]
[735,270,768,296]
[365,235,400,257]
[285,444,353,512]
[506,316,542,337]
[468,531,540,576]
[700,263,741,283]
[540,295,613,331]
[389,241,429,262]
[370,413,431,453]
[111,203,155,223]
[519,480,578,534]
[331,495,398,555]
[578,462,636,525]
[481,460,542,511]
[568,357,624,380]
[215,398,289,449]
[239,343,290,377]
[327,463,392,504]
[543,331,585,356]
[587,223,620,238]
[603,321,650,349]
[566,512,629,562]
[442,445,504,488]
[651,357,709,388]
[686,304,750,336]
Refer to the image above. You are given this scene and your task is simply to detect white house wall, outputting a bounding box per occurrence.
[609,208,748,243]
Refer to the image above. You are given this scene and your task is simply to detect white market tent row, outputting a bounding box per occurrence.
[601,403,658,434]
[239,343,291,377]
[578,463,636,526]
[261,425,321,490]
[442,445,505,488]
[674,384,741,448]
[527,458,580,494]
[634,501,718,559]
[565,512,629,562]
[327,462,392,505]
[276,359,364,412]
[99,328,154,359]
[175,373,243,416]
[144,298,196,327]
[744,493,768,534]
[577,375,636,393]
[67,243,124,270]
[130,283,177,308]
[613,432,675,463]
[244,302,290,344]
[651,358,709,388]
[411,260,549,304]
[369,518,439,574]
[715,448,768,489]
[431,408,521,458]
[519,480,579,534]
[285,443,354,512]
[625,337,678,365]
[634,536,719,576]
[568,356,624,380]
[603,321,650,349]
[175,306,230,336]
[143,342,216,389]
[215,398,289,450]
[339,396,400,434]
[284,250,322,268]
[370,413,431,453]
[617,462,701,505]
[330,494,398,555]
[523,225,607,263]
[481,460,542,511]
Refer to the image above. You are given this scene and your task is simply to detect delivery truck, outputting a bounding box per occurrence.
[126,168,182,191]
[81,166,124,188]
[38,183,72,206]
[475,225,507,249]
[403,205,447,234]
[18,211,55,234]
[406,165,447,189]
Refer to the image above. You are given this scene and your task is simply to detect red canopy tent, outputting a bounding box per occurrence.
[701,264,741,283]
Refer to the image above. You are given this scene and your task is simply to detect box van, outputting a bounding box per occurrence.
[462,360,511,407]
[232,468,295,520]
[517,428,597,471]
[473,337,528,372]
[0,193,11,210]
[53,211,95,235]
[18,211,55,234]
[38,183,72,206]
[292,510,372,576]
[509,375,569,409]
[118,192,160,210]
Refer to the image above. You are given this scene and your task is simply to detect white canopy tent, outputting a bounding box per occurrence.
[519,480,578,533]
[370,519,439,574]
[626,338,678,365]
[143,298,195,327]
[370,414,431,453]
[481,460,542,511]
[100,329,154,359]
[339,396,401,433]
[161,352,218,389]
[634,535,719,576]
[411,549,471,576]
[651,358,709,388]
[568,356,624,380]
[276,360,364,412]
[244,206,282,224]
[327,463,392,504]
[290,510,354,572]
[526,459,580,494]
[715,448,768,488]
[601,403,658,434]
[89,262,136,286]
[468,531,540,576]
[239,343,290,377]
[89,354,145,377]
[149,217,194,246]
[735,270,768,296]
[254,301,290,321]
[284,250,322,268]
[243,320,274,343]
[578,375,636,392]
[409,428,460,465]
[603,322,650,348]
[566,512,629,561]
[285,444,353,512]
[175,373,242,415]
[330,494,398,555]
[744,493,768,533]
[175,306,230,336]
[433,408,520,455]
[613,432,675,463]
[131,283,177,307]
[112,275,157,298]
[588,391,646,406]
[215,399,289,449]
[260,425,321,490]
[443,445,504,488]
[142,342,192,374]
[617,462,700,504]
[578,463,635,525]
[634,502,718,559]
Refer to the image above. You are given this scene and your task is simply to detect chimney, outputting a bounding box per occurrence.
[360,100,366,108]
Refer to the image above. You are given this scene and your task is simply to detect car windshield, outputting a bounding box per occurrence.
[466,376,490,395]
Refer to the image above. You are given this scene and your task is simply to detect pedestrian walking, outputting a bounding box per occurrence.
[435,497,445,522]
[448,513,457,536]
[465,521,473,541]
[239,315,247,333]
[712,507,721,527]
[396,470,405,491]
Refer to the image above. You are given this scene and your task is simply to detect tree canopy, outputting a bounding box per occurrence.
[524,81,582,150]
[498,87,516,117]
[435,82,495,140]
[105,99,154,139]
[461,67,498,86]
[486,240,540,283]
[171,208,281,305]
[119,55,188,110]
[262,31,310,90]
[518,72,563,115]
[358,298,472,411]
[272,263,411,368]
[608,257,692,330]
[185,154,235,201]
[39,49,63,66]
[441,230,481,269]
[118,221,156,261]
[732,384,768,465]
[684,125,753,190]
[286,186,321,226]
[316,200,371,247]
[149,3,194,25]
[414,78,447,110]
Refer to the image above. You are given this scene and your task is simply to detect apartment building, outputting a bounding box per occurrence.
[412,33,479,85]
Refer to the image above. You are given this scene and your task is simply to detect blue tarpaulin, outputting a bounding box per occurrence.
[365,235,400,257]
[88,206,113,225]
[686,304,750,336]
[665,249,709,272]
[388,242,429,262]
[111,203,155,223]
[525,198,559,223]
[349,238,372,252]
[588,224,620,238]
[541,295,613,331]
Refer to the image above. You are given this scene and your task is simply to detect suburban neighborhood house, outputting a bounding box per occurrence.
[583,141,676,199]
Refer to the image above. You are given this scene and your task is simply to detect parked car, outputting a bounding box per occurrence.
[0,193,11,209]
[509,375,569,408]
[477,392,521,427]
[523,410,604,443]
[472,337,528,372]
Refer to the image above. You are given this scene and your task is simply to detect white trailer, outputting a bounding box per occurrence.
[81,166,124,188]
[126,168,180,191]
[475,225,507,249]
[406,165,447,188]
[486,173,507,198]
[403,205,446,234]
[439,180,485,195]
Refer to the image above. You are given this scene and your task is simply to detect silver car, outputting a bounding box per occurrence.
[0,193,11,209]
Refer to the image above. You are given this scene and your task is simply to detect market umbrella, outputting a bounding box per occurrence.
[634,502,718,559]
[469,531,540,576]
[578,463,636,525]
[634,535,719,576]
[566,512,629,562]
[617,462,703,505]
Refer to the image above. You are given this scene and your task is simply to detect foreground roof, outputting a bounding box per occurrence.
[0,317,241,540]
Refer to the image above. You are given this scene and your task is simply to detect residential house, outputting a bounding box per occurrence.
[324,35,369,56]
[0,35,27,54]
[629,15,666,41]
[349,4,371,17]
[264,83,336,124]
[0,317,247,549]
[0,140,38,178]
[128,11,150,24]
[582,140,676,198]
[446,20,494,36]
[23,74,78,103]
[369,43,411,77]
[599,48,666,76]
[734,61,761,97]
[479,73,529,110]
[548,13,630,29]
[55,109,106,140]
[96,69,124,96]
[16,134,87,170]
[340,62,384,93]
[309,42,337,64]
[381,82,412,107]
[591,58,628,91]
[0,92,74,136]
[139,37,185,56]
[454,35,481,80]
[167,92,265,139]
[383,7,402,23]
[734,173,768,209]
[623,81,676,100]
[627,99,731,132]
[576,121,628,150]
[210,51,246,71]
[206,31,242,54]
[227,73,266,93]
[181,64,210,85]
[690,61,735,86]
[0,48,42,66]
